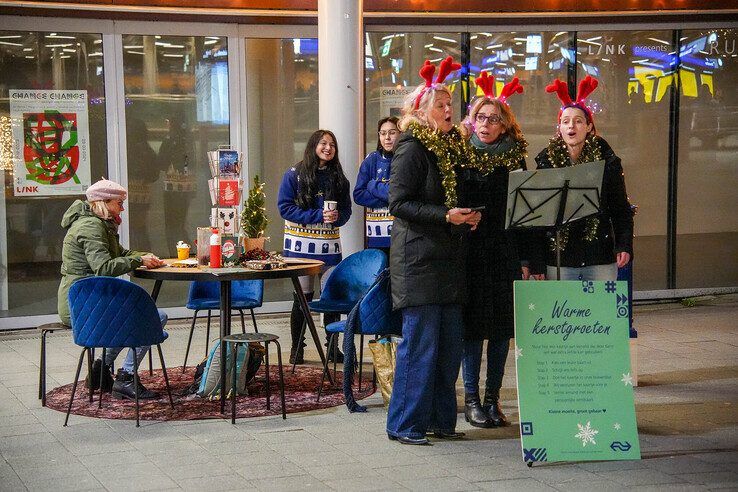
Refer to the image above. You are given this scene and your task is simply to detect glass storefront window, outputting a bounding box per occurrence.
[364,32,462,153]
[576,30,672,290]
[123,34,230,307]
[469,31,569,166]
[677,28,738,288]
[0,30,107,318]
[245,38,318,302]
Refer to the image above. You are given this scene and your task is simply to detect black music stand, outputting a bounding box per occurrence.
[505,160,605,280]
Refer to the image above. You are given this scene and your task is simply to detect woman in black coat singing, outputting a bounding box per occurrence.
[385,57,480,446]
[456,73,538,428]
[535,76,633,280]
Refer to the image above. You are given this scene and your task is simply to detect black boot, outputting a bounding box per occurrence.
[464,393,493,428]
[483,392,509,427]
[112,370,159,400]
[85,359,114,392]
[289,293,312,365]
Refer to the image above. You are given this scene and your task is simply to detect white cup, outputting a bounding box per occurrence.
[323,200,338,212]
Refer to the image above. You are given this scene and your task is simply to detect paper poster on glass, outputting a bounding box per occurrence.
[10,90,91,196]
[514,280,640,464]
[379,86,412,119]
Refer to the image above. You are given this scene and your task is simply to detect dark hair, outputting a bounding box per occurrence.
[376,116,400,153]
[295,130,349,209]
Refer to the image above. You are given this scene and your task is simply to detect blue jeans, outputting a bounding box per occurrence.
[386,304,463,439]
[462,338,510,398]
[103,309,168,374]
[547,263,618,281]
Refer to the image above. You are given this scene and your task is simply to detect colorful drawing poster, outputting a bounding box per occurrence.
[220,234,240,267]
[10,90,91,196]
[514,280,640,464]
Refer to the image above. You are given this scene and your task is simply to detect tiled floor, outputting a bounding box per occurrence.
[0,295,736,491]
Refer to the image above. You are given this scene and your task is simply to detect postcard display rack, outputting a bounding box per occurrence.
[207,146,243,267]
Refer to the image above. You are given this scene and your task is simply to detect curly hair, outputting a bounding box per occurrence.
[460,97,524,142]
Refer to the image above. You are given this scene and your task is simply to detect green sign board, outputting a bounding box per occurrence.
[514,280,640,464]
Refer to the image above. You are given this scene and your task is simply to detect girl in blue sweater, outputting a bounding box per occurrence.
[278,129,352,364]
[353,116,399,254]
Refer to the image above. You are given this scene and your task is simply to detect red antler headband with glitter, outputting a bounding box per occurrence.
[413,56,461,110]
[474,71,523,105]
[546,75,599,124]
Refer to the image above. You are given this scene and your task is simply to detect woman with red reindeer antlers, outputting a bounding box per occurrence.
[535,76,633,280]
[456,72,538,428]
[386,56,479,446]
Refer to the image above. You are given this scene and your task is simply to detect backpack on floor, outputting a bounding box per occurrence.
[197,340,264,400]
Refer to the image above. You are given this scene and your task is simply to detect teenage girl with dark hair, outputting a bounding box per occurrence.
[278,130,352,364]
[353,116,400,255]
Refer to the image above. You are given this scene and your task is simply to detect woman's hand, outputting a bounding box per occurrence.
[616,252,631,268]
[521,266,545,280]
[323,209,339,224]
[141,254,164,269]
[447,208,481,229]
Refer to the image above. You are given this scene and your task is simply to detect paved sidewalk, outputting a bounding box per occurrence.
[0,295,736,491]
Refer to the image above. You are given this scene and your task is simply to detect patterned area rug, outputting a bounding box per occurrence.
[45,366,374,421]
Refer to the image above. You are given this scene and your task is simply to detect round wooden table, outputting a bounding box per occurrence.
[131,258,329,413]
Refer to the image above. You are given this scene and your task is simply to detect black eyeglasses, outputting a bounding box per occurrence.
[475,113,502,125]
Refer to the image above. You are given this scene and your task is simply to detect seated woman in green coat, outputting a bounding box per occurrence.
[57,178,164,400]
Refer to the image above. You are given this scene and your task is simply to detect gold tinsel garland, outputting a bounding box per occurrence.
[546,134,602,251]
[408,122,528,208]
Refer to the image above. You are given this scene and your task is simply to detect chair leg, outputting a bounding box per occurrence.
[273,340,287,419]
[231,342,239,424]
[332,334,338,386]
[291,319,308,375]
[133,351,140,428]
[64,349,86,427]
[86,348,94,403]
[99,348,106,409]
[358,334,365,392]
[250,309,258,333]
[205,310,212,358]
[264,342,271,410]
[157,344,174,409]
[148,349,153,376]
[238,309,246,334]
[317,335,333,402]
[182,310,199,373]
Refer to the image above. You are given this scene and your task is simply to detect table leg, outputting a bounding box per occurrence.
[149,280,163,302]
[148,280,162,376]
[219,280,232,414]
[290,276,333,385]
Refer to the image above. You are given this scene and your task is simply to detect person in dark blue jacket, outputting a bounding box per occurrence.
[353,116,399,254]
[278,129,352,364]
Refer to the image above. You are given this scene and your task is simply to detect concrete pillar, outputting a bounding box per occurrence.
[143,36,157,95]
[318,0,364,256]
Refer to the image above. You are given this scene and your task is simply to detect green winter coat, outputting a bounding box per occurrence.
[57,200,147,325]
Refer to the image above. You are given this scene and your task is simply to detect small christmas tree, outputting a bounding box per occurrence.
[241,175,268,238]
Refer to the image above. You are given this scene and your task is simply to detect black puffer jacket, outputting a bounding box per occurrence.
[534,136,634,267]
[389,132,468,310]
[456,158,527,342]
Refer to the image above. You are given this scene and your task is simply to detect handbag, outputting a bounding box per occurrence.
[367,336,401,407]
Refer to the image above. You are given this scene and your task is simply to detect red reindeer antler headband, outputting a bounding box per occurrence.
[546,75,599,124]
[474,71,523,105]
[413,56,461,110]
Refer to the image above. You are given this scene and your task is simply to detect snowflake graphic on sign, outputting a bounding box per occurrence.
[620,373,634,386]
[574,421,599,447]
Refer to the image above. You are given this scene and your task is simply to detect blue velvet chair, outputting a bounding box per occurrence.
[182,280,264,371]
[293,249,388,373]
[318,268,401,402]
[65,276,174,427]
